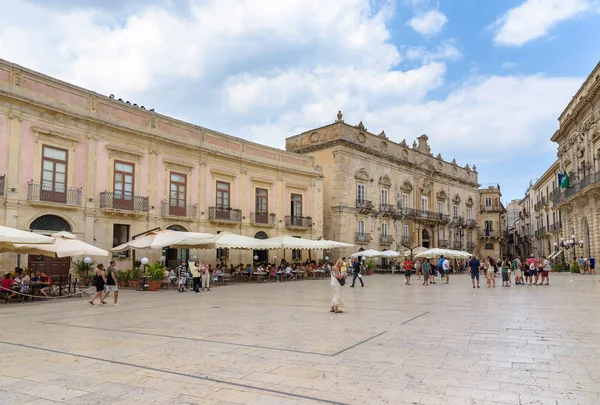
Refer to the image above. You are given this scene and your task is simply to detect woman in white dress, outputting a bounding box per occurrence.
[330,258,345,313]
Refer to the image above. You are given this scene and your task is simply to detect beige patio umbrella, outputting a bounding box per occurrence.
[111,229,213,251]
[12,232,109,258]
[193,232,279,250]
[0,225,54,251]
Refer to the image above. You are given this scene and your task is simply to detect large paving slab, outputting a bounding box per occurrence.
[1,273,599,404]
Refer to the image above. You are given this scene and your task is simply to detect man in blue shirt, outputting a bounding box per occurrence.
[589,256,595,275]
[350,258,364,287]
[468,256,481,288]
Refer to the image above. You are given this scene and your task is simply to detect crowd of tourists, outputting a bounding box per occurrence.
[1,268,53,301]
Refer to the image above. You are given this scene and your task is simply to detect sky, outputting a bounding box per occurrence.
[1,0,599,203]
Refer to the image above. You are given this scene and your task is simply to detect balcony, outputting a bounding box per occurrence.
[100,191,149,213]
[399,236,415,247]
[356,199,374,214]
[534,196,547,212]
[466,242,475,251]
[28,182,82,208]
[451,216,464,227]
[452,241,463,250]
[480,204,502,213]
[0,174,5,197]
[397,207,416,220]
[355,232,372,244]
[549,222,562,233]
[161,201,197,220]
[285,215,312,230]
[438,239,449,248]
[379,203,396,217]
[465,219,477,228]
[208,206,242,224]
[535,227,547,238]
[555,170,600,206]
[379,235,394,245]
[415,210,443,222]
[250,212,276,227]
[479,229,497,238]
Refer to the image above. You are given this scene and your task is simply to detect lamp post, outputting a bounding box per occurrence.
[571,234,577,263]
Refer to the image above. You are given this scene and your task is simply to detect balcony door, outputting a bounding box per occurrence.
[114,161,134,210]
[291,194,302,225]
[169,173,187,216]
[357,184,365,205]
[255,188,268,224]
[41,146,67,203]
[216,181,230,219]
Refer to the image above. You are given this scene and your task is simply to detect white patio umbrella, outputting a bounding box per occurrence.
[403,246,428,257]
[12,232,108,258]
[195,232,279,250]
[111,229,212,251]
[415,248,471,259]
[380,250,401,258]
[0,225,54,250]
[265,235,323,250]
[350,249,382,258]
[312,239,354,249]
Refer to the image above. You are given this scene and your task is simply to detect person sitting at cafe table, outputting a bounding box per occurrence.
[1,273,17,301]
[19,270,31,294]
[38,272,52,297]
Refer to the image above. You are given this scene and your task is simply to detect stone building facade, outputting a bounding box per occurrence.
[286,114,480,259]
[550,61,600,263]
[0,59,323,276]
[531,160,563,258]
[477,185,506,259]
[513,192,533,259]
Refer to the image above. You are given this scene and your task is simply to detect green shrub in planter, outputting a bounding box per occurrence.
[570,262,580,273]
[145,262,166,280]
[128,267,141,280]
[553,262,562,272]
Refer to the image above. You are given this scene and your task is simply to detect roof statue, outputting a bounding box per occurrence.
[356,121,366,131]
[336,110,343,122]
[416,134,431,154]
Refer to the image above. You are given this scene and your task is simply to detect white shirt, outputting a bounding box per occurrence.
[442,259,450,271]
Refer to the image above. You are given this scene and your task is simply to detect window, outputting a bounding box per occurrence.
[484,197,492,207]
[358,220,365,235]
[453,204,459,218]
[291,193,303,223]
[402,225,409,238]
[484,220,493,236]
[380,189,388,206]
[169,172,186,216]
[254,188,269,224]
[421,196,428,211]
[381,223,388,237]
[484,243,494,250]
[41,146,68,203]
[438,229,444,242]
[401,193,409,214]
[292,236,302,260]
[114,161,134,209]
[467,207,472,220]
[216,231,229,260]
[357,184,365,203]
[438,202,444,214]
[216,181,230,209]
[113,224,130,257]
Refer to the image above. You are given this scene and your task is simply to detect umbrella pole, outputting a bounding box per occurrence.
[309,250,312,263]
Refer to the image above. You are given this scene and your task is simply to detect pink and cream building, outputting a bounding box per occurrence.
[0,59,323,277]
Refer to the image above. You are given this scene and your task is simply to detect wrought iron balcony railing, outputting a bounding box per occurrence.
[379,203,396,216]
[479,229,496,238]
[452,241,463,250]
[100,191,149,212]
[209,206,242,223]
[27,181,82,206]
[465,219,477,228]
[250,212,276,226]
[285,215,312,229]
[438,239,448,248]
[451,216,465,227]
[161,201,197,218]
[399,236,414,246]
[379,235,394,245]
[355,232,372,244]
[356,199,374,212]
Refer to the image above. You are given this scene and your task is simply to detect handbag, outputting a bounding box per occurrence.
[338,277,346,286]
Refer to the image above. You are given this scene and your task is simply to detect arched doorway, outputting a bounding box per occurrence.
[422,229,430,248]
[582,217,590,258]
[164,225,189,268]
[29,215,72,279]
[253,231,269,264]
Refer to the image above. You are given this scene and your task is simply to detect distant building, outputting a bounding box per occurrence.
[477,185,506,259]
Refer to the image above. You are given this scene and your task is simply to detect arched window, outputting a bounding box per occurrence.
[167,225,188,232]
[484,243,494,250]
[30,215,71,232]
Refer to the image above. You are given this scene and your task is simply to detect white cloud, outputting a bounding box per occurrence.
[407,9,448,36]
[493,0,593,46]
[405,41,462,63]
[501,62,517,69]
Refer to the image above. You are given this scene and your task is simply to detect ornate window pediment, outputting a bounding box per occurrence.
[452,194,461,204]
[379,174,391,187]
[355,168,370,182]
[466,196,474,207]
[436,190,447,201]
[401,180,413,193]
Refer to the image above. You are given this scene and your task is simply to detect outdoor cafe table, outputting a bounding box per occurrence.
[314,269,326,279]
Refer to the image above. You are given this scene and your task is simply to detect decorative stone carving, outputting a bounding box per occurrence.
[380,141,388,151]
[379,130,388,139]
[356,121,366,131]
[12,69,20,86]
[412,141,417,149]
[402,149,409,158]
[106,144,144,163]
[401,180,413,193]
[473,164,477,172]
[336,110,343,122]
[451,158,457,165]
[416,134,431,154]
[420,178,433,196]
[355,168,370,182]
[357,132,366,143]
[436,190,447,200]
[309,132,320,143]
[151,115,158,129]
[465,163,470,170]
[465,196,474,207]
[452,194,461,204]
[400,139,408,147]
[435,153,442,160]
[379,174,392,187]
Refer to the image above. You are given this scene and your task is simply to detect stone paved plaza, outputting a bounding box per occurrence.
[1,273,600,405]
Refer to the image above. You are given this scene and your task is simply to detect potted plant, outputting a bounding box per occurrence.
[116,270,129,288]
[71,258,95,285]
[145,262,166,291]
[365,258,375,275]
[128,267,142,289]
[570,262,580,273]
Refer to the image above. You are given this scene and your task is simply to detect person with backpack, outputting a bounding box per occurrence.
[89,264,106,305]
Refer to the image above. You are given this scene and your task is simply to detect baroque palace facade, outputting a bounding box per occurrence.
[286,114,483,259]
[0,59,323,275]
